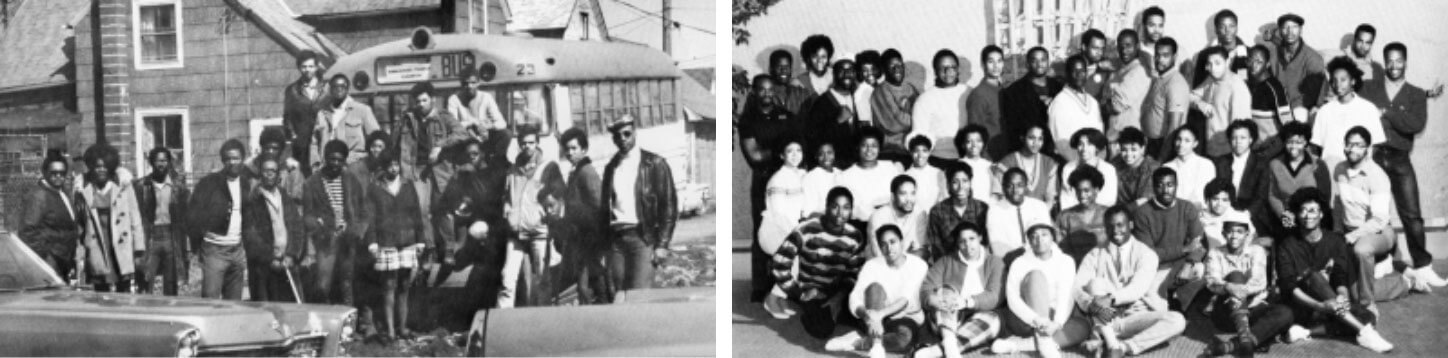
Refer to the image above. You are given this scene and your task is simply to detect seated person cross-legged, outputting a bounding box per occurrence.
[913,221,1006,358]
[1276,188,1394,353]
[992,224,1090,358]
[823,224,929,358]
[1074,205,1186,358]
[763,187,869,341]
[1202,210,1296,356]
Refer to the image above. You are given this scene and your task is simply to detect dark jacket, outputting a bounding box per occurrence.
[601,148,678,249]
[301,171,372,249]
[921,253,1006,312]
[367,179,426,248]
[1000,77,1065,155]
[242,187,305,262]
[133,173,190,243]
[283,79,326,144]
[565,158,604,247]
[804,91,859,166]
[186,172,253,247]
[1213,152,1273,230]
[1359,79,1428,152]
[19,180,82,258]
[434,163,510,257]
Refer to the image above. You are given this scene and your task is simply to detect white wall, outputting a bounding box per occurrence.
[733,0,1448,223]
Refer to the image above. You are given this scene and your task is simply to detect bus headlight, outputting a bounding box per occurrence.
[339,311,357,343]
[176,329,200,358]
[353,71,370,91]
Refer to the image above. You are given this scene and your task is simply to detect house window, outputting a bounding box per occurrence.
[134,0,183,70]
[134,107,190,175]
[580,12,590,40]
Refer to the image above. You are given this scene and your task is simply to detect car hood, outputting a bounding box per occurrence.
[0,290,352,348]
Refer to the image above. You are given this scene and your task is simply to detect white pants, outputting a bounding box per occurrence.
[498,236,561,308]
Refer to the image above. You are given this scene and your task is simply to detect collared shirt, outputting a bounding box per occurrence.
[904,165,945,206]
[1164,154,1216,208]
[866,205,928,258]
[1204,244,1268,307]
[1108,59,1152,140]
[314,96,381,166]
[152,177,174,225]
[260,187,287,258]
[985,197,1052,256]
[925,198,989,260]
[610,146,643,226]
[1334,161,1391,238]
[1075,239,1163,313]
[801,167,839,218]
[1312,95,1386,168]
[1200,208,1253,249]
[1143,67,1190,138]
[957,157,995,203]
[447,90,506,131]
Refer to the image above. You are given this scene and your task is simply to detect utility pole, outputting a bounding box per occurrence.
[661,0,672,55]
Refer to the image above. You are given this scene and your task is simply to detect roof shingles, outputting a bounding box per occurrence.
[0,0,89,91]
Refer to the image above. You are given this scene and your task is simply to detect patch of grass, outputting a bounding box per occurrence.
[655,243,716,288]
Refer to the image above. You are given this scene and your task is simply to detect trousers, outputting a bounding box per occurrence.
[1373,147,1431,268]
[200,242,246,300]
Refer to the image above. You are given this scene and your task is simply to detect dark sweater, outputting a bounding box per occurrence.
[367,179,426,248]
[1130,198,1204,265]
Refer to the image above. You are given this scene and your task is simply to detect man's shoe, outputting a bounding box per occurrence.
[1206,340,1235,356]
[823,331,863,352]
[1356,325,1395,353]
[990,337,1031,354]
[1037,335,1062,358]
[868,343,886,358]
[1282,324,1311,344]
[1416,267,1448,287]
[761,293,793,319]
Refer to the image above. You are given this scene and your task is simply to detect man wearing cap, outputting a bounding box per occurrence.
[601,115,678,294]
[1270,13,1327,120]
[1203,210,1293,356]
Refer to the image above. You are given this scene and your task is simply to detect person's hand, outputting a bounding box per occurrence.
[1427,81,1444,98]
[270,258,285,270]
[428,148,442,163]
[1091,295,1116,315]
[900,97,915,112]
[1281,211,1296,229]
[866,316,885,338]
[282,257,294,269]
[653,247,670,266]
[368,243,380,256]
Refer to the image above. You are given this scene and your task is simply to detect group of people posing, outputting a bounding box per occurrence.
[19,51,678,342]
[738,6,1442,358]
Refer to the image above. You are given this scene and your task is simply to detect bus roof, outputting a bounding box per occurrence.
[328,33,681,93]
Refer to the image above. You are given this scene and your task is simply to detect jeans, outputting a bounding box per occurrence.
[1288,271,1376,335]
[201,242,246,300]
[796,291,854,340]
[139,226,183,296]
[499,234,558,308]
[310,236,356,305]
[609,227,654,291]
[1209,272,1295,345]
[1373,146,1431,268]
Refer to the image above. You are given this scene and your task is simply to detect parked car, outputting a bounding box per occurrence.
[0,230,357,357]
[464,286,715,356]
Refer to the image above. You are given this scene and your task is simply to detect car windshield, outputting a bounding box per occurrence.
[0,231,65,291]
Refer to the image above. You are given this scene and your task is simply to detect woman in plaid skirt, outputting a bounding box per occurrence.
[366,153,428,341]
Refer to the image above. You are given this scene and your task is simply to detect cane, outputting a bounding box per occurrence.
[284,266,303,304]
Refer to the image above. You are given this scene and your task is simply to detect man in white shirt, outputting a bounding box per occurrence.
[993,224,1088,358]
[838,128,904,221]
[986,168,1052,256]
[446,67,506,134]
[1313,57,1386,170]
[824,224,929,358]
[854,50,883,134]
[910,49,971,153]
[867,175,928,259]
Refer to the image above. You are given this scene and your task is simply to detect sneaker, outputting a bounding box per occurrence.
[991,337,1031,354]
[1236,336,1257,357]
[911,344,945,358]
[1283,325,1311,343]
[761,294,793,319]
[823,331,863,352]
[868,343,886,358]
[1416,267,1448,287]
[1206,340,1235,356]
[1037,335,1062,358]
[1356,325,1395,353]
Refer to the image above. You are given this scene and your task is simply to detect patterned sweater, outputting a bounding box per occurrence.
[771,218,867,301]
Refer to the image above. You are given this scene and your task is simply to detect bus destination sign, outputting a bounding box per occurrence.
[375,52,477,85]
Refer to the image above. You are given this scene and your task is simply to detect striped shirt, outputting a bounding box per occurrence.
[771,218,866,301]
[324,177,346,228]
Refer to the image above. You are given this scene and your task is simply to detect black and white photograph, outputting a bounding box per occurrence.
[732,0,1448,357]
[0,0,717,356]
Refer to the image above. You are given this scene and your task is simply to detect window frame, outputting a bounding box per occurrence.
[133,107,191,175]
[132,0,185,70]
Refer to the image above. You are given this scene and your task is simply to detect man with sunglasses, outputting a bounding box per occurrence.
[20,152,83,283]
[601,115,677,297]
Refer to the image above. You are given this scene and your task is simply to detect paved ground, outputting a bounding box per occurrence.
[732,234,1448,358]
